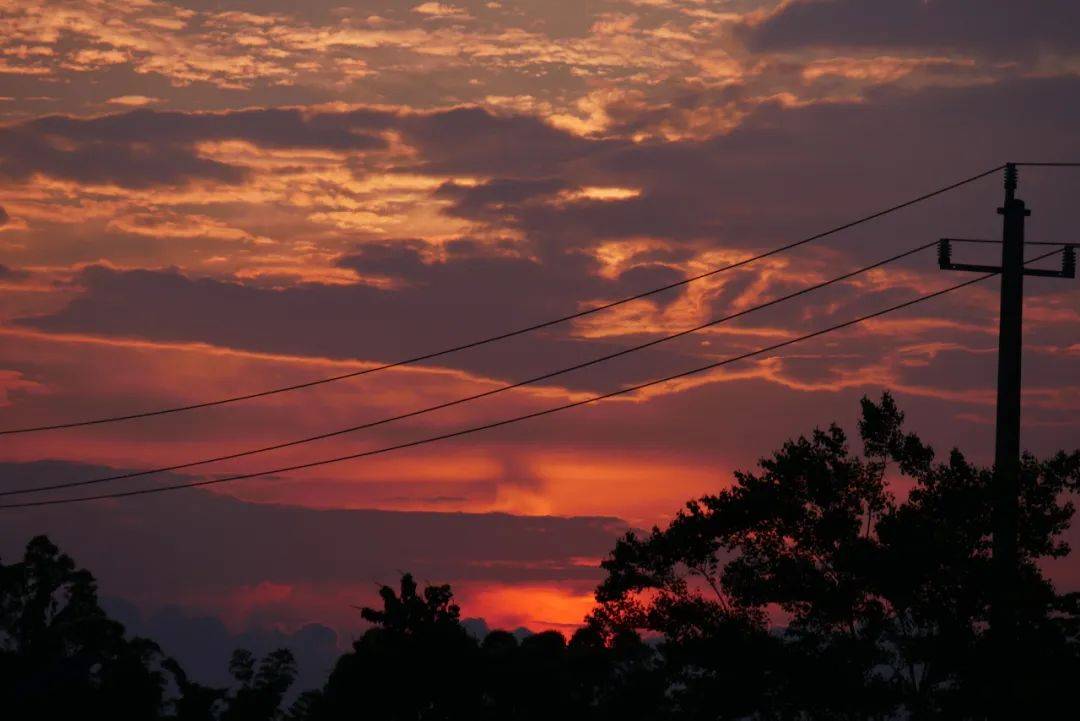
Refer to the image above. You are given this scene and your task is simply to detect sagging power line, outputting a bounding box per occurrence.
[0,240,940,499]
[0,164,1006,436]
[5,249,1066,511]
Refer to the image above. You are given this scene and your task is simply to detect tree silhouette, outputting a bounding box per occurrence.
[221,648,298,721]
[307,573,665,720]
[165,655,227,721]
[311,573,481,720]
[0,535,170,720]
[0,535,302,721]
[590,392,1080,719]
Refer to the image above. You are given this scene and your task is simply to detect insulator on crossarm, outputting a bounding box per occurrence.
[1004,163,1018,200]
[938,239,953,268]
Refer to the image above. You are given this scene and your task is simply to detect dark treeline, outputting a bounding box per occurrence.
[2,394,1079,720]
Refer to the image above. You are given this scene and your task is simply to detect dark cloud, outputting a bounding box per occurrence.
[436,177,570,220]
[397,107,608,177]
[0,460,627,587]
[517,76,1080,251]
[0,263,28,281]
[29,109,389,151]
[0,125,246,188]
[0,104,604,189]
[742,0,1080,58]
[17,246,697,390]
[8,73,1077,212]
[0,108,388,188]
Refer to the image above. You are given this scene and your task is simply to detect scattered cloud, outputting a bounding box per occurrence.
[105,95,161,107]
[412,3,470,19]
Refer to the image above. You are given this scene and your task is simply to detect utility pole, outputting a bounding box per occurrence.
[937,163,1076,717]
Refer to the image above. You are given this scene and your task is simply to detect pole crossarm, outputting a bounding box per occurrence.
[938,239,1076,277]
[939,237,1073,246]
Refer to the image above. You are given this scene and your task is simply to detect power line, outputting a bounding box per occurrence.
[0,241,938,498]
[10,248,1064,511]
[0,164,1006,436]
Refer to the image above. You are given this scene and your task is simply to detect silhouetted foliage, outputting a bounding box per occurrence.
[304,573,664,721]
[221,648,298,721]
[0,535,169,720]
[0,536,299,721]
[165,655,227,721]
[589,392,1080,719]
[309,573,479,719]
[5,393,1078,720]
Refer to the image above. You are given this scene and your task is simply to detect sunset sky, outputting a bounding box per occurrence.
[1,0,1079,680]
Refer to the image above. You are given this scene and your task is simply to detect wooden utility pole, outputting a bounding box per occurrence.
[937,163,1076,717]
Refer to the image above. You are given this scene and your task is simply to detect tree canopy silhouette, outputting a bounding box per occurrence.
[0,535,170,720]
[0,536,299,721]
[589,392,1080,719]
[300,573,663,721]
